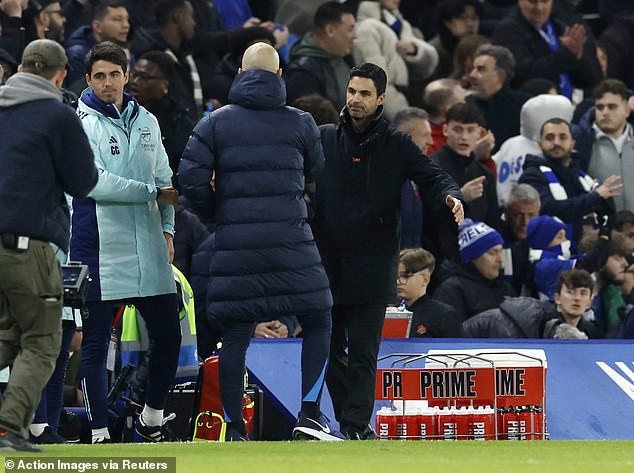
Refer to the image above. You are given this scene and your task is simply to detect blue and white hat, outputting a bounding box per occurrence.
[458,219,504,263]
[526,215,567,250]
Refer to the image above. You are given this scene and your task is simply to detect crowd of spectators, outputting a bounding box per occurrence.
[1,0,634,445]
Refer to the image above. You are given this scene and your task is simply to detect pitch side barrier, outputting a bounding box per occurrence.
[245,338,634,440]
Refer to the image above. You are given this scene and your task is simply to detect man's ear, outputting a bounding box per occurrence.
[442,122,448,137]
[37,10,50,28]
[554,292,561,306]
[376,93,385,107]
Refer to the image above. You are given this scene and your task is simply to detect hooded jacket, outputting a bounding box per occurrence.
[70,89,176,302]
[493,94,573,206]
[178,69,333,322]
[314,107,462,305]
[0,73,97,251]
[285,33,351,110]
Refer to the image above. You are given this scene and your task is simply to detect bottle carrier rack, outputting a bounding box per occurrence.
[374,349,548,441]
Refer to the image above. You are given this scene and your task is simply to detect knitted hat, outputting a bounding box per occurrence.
[526,215,567,250]
[458,219,504,263]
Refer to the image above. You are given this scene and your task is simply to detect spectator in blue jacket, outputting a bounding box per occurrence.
[70,42,181,444]
[65,1,130,85]
[179,42,342,442]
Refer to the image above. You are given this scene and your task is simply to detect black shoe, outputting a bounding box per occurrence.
[135,413,177,442]
[292,412,345,441]
[0,429,44,452]
[225,428,249,441]
[30,426,68,444]
[343,424,377,440]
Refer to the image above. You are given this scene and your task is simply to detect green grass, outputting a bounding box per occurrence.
[3,441,634,473]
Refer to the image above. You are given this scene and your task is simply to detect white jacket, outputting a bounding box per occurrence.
[353,1,438,120]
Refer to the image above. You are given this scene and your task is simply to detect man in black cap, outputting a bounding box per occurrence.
[0,38,98,452]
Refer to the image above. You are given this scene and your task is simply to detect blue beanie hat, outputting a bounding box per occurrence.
[526,215,567,250]
[458,219,504,263]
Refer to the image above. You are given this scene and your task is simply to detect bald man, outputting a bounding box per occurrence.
[179,43,343,441]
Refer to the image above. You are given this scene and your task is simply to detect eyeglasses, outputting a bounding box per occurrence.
[396,270,426,284]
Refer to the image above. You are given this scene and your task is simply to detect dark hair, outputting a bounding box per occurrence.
[437,0,483,24]
[292,94,339,125]
[539,117,572,137]
[93,0,127,22]
[451,34,490,80]
[155,0,188,28]
[578,231,630,257]
[614,210,634,232]
[445,102,485,127]
[556,269,594,294]
[592,78,630,102]
[520,78,559,97]
[475,44,516,84]
[349,63,387,96]
[138,50,176,82]
[314,1,353,32]
[399,248,436,274]
[230,26,275,61]
[86,41,127,76]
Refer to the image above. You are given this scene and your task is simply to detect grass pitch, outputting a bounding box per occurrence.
[3,441,633,473]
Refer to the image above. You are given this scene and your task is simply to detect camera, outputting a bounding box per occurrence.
[61,262,90,308]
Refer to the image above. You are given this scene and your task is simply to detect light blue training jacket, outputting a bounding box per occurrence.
[70,89,176,301]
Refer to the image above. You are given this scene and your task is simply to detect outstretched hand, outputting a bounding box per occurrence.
[446,195,464,225]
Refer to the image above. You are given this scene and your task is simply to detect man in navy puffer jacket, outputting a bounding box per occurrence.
[179,42,342,441]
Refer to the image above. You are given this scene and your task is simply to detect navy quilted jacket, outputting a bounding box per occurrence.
[178,69,332,322]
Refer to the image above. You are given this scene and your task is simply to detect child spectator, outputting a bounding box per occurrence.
[397,248,463,338]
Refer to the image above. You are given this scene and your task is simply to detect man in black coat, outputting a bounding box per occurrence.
[466,45,529,151]
[313,63,464,440]
[491,0,602,95]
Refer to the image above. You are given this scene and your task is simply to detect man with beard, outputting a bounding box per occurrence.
[518,117,622,243]
[31,1,66,43]
[313,63,464,440]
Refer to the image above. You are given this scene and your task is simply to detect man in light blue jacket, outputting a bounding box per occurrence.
[70,41,181,444]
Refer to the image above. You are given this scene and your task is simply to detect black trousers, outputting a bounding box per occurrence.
[326,304,385,431]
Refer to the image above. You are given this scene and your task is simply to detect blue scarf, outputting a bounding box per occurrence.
[538,21,573,99]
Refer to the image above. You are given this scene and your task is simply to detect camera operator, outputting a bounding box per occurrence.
[0,39,97,451]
